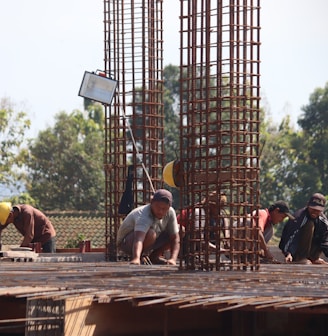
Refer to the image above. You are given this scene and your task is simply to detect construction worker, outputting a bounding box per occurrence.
[0,202,56,253]
[279,193,328,264]
[255,200,294,261]
[117,189,180,265]
[177,191,229,245]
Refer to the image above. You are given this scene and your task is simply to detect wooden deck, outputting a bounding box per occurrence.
[0,254,328,335]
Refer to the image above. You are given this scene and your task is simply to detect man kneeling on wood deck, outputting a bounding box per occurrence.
[117,189,180,265]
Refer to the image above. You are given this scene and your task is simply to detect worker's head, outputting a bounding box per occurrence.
[0,202,12,225]
[202,191,227,216]
[307,193,326,219]
[207,191,227,205]
[151,189,173,219]
[268,200,294,224]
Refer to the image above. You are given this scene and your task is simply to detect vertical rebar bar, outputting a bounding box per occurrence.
[104,0,164,260]
[104,0,261,269]
[179,0,261,271]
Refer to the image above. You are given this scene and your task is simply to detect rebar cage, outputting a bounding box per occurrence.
[104,0,261,270]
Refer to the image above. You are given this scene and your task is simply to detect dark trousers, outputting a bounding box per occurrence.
[119,231,169,256]
[42,237,56,253]
[293,220,321,261]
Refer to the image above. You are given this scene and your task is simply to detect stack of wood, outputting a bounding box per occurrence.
[0,248,39,262]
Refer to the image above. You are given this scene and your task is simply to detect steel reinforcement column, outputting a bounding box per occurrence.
[179,0,261,270]
[103,0,164,260]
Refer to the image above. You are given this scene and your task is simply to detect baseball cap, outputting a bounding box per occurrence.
[272,200,295,220]
[152,189,173,206]
[308,193,326,211]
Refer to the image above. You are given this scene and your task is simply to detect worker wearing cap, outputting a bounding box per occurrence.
[0,202,56,253]
[255,200,295,261]
[202,191,229,243]
[279,193,328,264]
[117,189,180,265]
[177,191,229,252]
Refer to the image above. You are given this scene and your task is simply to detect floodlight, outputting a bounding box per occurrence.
[78,71,118,105]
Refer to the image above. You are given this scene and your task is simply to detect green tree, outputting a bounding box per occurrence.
[162,65,182,206]
[25,104,105,211]
[259,83,328,213]
[0,97,31,195]
[258,110,322,212]
[298,82,328,194]
[6,192,37,206]
[260,115,297,206]
[163,65,181,163]
[162,65,256,207]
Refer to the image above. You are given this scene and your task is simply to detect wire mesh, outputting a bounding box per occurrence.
[179,0,261,270]
[104,0,165,260]
[103,0,261,270]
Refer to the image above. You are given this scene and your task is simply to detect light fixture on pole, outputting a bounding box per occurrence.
[79,71,155,193]
[78,71,118,105]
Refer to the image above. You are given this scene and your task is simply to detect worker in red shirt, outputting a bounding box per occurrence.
[255,200,294,261]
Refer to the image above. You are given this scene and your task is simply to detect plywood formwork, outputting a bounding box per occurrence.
[103,0,261,270]
[0,261,328,335]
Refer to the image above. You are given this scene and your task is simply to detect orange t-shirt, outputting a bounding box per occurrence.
[257,208,273,243]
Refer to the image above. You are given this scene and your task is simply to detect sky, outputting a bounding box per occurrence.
[0,0,327,138]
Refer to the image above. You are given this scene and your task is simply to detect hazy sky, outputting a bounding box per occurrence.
[1,0,327,137]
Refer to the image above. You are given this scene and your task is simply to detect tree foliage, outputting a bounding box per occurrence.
[163,65,181,163]
[259,83,328,212]
[162,65,182,206]
[25,103,105,211]
[0,98,31,195]
[3,71,328,216]
[259,116,293,206]
[298,82,328,192]
[162,68,328,213]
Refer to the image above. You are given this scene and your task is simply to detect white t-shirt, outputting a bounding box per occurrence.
[117,204,179,245]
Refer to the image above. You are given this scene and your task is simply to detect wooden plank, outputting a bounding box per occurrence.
[0,251,38,259]
[65,296,95,336]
